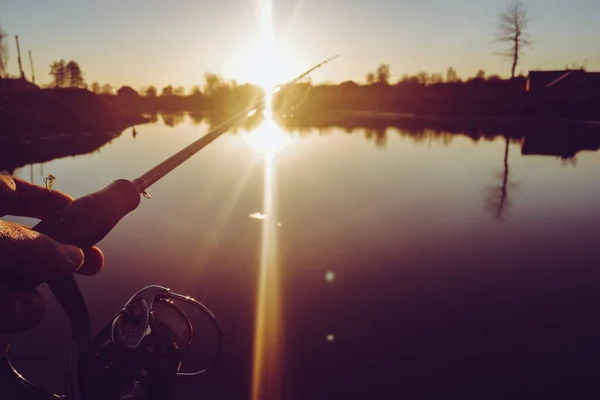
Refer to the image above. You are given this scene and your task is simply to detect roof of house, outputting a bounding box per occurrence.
[527,70,600,91]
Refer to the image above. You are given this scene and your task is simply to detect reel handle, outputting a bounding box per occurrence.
[32,179,141,248]
[31,179,141,340]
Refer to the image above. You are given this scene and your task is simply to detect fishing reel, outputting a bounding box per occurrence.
[1,286,221,400]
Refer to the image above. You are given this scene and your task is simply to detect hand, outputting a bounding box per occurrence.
[0,176,104,357]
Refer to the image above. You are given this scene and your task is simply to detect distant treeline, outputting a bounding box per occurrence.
[274,69,529,118]
[103,68,532,119]
[107,73,266,119]
[35,60,598,120]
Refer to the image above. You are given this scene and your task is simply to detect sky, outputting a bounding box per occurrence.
[1,0,599,90]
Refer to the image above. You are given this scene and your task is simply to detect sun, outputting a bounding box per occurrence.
[227,0,301,156]
[223,1,307,97]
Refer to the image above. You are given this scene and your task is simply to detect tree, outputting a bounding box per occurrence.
[190,85,203,96]
[0,22,8,78]
[100,83,114,95]
[376,64,390,85]
[365,72,375,85]
[161,85,174,97]
[173,86,185,96]
[144,85,157,97]
[495,0,532,79]
[446,67,458,82]
[416,71,430,85]
[49,60,67,87]
[65,61,85,88]
[475,69,486,80]
[431,73,444,84]
[204,72,226,96]
[90,82,101,93]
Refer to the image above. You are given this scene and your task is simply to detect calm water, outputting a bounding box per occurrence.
[5,115,600,399]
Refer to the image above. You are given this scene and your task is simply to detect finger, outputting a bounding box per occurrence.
[0,290,45,334]
[4,222,104,277]
[0,176,73,219]
[77,247,104,276]
[0,221,84,283]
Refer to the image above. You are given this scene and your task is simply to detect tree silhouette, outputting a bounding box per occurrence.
[144,86,157,97]
[49,60,67,87]
[416,71,430,85]
[203,72,226,97]
[376,64,391,85]
[190,85,202,96]
[90,82,101,94]
[495,0,532,79]
[366,72,375,85]
[65,61,85,88]
[0,22,8,78]
[431,73,444,84]
[100,83,114,95]
[161,85,174,97]
[475,69,486,80]
[173,86,185,96]
[446,67,458,82]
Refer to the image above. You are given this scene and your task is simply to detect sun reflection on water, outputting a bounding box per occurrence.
[248,2,291,397]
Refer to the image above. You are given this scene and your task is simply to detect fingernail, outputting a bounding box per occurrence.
[63,245,85,270]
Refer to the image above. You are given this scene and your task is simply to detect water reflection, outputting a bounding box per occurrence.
[486,137,518,221]
[3,113,599,176]
[133,113,600,161]
[248,118,286,400]
[3,112,600,399]
[0,131,120,175]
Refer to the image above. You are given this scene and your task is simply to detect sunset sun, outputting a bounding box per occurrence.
[223,0,306,99]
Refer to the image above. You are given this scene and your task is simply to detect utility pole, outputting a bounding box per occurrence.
[28,50,35,83]
[15,35,25,80]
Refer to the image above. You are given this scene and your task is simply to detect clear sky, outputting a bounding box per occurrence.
[1,0,599,90]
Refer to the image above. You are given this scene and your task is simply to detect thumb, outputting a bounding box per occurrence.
[0,220,85,283]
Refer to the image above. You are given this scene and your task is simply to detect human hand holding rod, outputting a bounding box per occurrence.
[0,176,104,356]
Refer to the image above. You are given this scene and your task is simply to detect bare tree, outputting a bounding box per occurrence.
[495,1,532,79]
[0,22,7,78]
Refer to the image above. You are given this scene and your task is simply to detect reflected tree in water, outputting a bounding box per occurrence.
[161,112,185,128]
[561,157,577,167]
[486,137,517,221]
[365,127,387,148]
[189,112,204,126]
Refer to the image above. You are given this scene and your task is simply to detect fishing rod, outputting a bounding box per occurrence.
[1,55,339,400]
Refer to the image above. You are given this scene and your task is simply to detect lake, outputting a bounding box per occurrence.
[4,113,600,399]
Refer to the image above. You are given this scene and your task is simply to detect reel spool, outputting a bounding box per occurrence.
[1,286,221,400]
